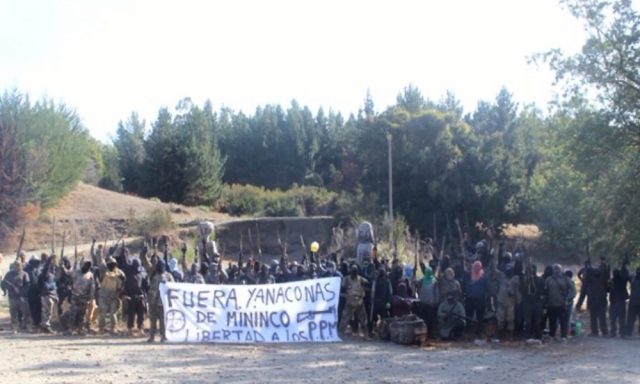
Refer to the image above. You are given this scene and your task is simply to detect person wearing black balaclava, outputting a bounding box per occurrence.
[24,257,42,327]
[369,266,392,336]
[390,262,404,295]
[118,252,148,337]
[586,259,609,336]
[179,243,204,284]
[496,265,520,339]
[2,261,32,332]
[545,264,571,341]
[61,261,95,335]
[38,253,59,333]
[143,253,174,343]
[521,264,545,340]
[115,244,144,335]
[339,264,369,338]
[609,267,629,337]
[626,267,640,336]
[56,256,73,318]
[256,264,275,284]
[437,292,466,340]
[98,254,125,335]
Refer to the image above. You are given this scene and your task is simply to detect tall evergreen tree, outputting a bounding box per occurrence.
[114,112,146,194]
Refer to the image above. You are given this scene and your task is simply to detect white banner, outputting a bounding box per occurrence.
[159,277,342,343]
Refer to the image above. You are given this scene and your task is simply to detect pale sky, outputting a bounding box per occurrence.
[0,0,587,142]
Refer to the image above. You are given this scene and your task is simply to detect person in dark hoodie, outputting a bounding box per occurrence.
[521,264,545,340]
[56,256,73,318]
[143,252,174,342]
[609,267,629,337]
[625,267,640,336]
[60,260,95,335]
[116,246,148,337]
[369,266,392,336]
[545,264,572,341]
[256,264,275,284]
[2,261,32,332]
[38,253,59,333]
[586,259,609,336]
[24,257,42,328]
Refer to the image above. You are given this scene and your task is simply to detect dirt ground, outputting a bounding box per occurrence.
[1,322,639,384]
[2,257,640,384]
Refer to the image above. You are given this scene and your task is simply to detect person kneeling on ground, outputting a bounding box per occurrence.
[437,292,465,341]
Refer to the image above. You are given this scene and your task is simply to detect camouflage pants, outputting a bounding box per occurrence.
[98,291,120,332]
[339,302,368,333]
[9,297,32,330]
[40,296,58,329]
[148,304,165,337]
[62,295,90,332]
[496,300,516,331]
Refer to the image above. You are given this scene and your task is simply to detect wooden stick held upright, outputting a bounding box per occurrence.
[15,225,26,262]
[51,216,56,255]
[73,220,78,268]
[255,222,262,261]
[432,213,437,246]
[455,217,466,267]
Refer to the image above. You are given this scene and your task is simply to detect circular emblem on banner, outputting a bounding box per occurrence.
[165,309,186,332]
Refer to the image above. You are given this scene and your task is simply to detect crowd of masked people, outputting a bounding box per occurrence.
[3,229,640,345]
[0,234,347,342]
[340,237,640,343]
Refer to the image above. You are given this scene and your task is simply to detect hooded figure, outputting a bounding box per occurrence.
[120,257,148,335]
[60,260,95,335]
[142,255,174,343]
[369,266,392,336]
[416,263,439,339]
[2,261,32,332]
[391,280,413,317]
[98,255,125,334]
[544,264,573,340]
[339,265,369,338]
[439,267,462,304]
[496,264,521,336]
[609,267,628,337]
[437,292,466,340]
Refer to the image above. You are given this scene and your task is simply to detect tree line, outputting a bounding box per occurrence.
[0,91,92,243]
[1,0,637,261]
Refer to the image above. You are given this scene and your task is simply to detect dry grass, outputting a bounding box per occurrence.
[3,183,231,253]
[502,224,541,240]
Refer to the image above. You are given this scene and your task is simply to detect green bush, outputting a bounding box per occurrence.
[130,209,175,237]
[218,183,336,217]
[218,184,266,216]
[263,197,303,217]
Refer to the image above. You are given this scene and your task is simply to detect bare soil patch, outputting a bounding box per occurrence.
[3,183,231,253]
[0,321,638,384]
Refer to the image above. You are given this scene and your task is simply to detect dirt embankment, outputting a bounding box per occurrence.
[2,183,232,255]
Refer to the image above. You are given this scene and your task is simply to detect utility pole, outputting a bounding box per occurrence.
[387,131,393,220]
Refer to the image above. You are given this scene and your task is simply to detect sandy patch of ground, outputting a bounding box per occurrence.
[0,327,639,384]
